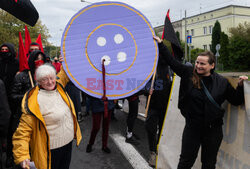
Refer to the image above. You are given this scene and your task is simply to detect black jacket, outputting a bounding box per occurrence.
[147,56,172,111]
[10,70,32,107]
[158,42,244,127]
[10,50,47,116]
[0,79,11,137]
[0,43,19,96]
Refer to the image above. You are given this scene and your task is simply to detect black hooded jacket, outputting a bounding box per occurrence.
[0,79,11,137]
[158,42,244,127]
[147,55,172,111]
[0,43,19,96]
[10,50,47,112]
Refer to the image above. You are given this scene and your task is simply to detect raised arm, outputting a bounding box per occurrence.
[56,54,70,87]
[56,65,70,87]
[153,36,189,77]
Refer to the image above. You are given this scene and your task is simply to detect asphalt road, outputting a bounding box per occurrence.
[70,106,151,169]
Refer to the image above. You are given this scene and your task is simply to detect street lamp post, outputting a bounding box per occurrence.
[80,0,92,4]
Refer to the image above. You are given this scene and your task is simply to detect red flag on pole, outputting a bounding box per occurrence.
[36,34,44,52]
[18,32,29,72]
[24,25,31,55]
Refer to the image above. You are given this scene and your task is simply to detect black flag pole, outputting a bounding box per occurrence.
[162,9,183,61]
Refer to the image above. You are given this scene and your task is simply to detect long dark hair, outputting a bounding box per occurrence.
[192,51,215,88]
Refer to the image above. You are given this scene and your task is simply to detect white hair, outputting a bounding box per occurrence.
[35,64,56,82]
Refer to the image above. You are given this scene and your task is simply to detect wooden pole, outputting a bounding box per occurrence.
[28,71,34,87]
[145,69,157,117]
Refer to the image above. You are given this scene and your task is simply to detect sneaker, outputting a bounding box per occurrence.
[148,151,157,167]
[102,147,111,153]
[86,144,92,153]
[125,136,140,145]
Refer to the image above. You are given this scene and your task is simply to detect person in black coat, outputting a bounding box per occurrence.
[0,79,11,169]
[0,43,19,167]
[153,36,248,169]
[0,43,19,98]
[145,54,172,167]
[0,79,11,143]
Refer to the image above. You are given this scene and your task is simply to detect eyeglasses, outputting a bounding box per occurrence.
[40,76,56,83]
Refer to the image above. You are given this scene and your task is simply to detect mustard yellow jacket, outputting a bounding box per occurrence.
[12,68,82,169]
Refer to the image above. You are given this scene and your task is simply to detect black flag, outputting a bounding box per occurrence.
[162,9,183,61]
[0,0,39,26]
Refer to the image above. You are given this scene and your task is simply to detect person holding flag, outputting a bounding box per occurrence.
[145,53,172,167]
[153,34,248,169]
[151,9,248,169]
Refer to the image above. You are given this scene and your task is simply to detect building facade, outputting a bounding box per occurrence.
[154,5,250,50]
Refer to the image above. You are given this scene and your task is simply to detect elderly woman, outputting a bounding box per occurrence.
[12,64,82,169]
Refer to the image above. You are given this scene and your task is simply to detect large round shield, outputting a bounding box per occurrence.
[61,1,158,99]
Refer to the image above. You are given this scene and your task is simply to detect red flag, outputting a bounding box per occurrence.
[162,9,183,60]
[18,32,29,72]
[24,25,31,54]
[36,34,44,52]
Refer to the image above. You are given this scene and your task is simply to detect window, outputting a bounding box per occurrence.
[203,27,207,35]
[191,29,194,36]
[187,30,189,35]
[209,25,213,34]
[203,45,207,50]
[209,44,212,50]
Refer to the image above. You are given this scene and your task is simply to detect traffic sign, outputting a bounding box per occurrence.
[187,35,192,44]
[216,44,221,51]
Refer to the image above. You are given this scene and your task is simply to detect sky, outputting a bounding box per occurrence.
[30,0,250,46]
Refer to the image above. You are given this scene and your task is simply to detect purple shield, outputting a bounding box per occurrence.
[61,1,158,99]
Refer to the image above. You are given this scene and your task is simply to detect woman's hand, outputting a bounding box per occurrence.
[20,159,30,169]
[153,36,163,43]
[238,75,248,86]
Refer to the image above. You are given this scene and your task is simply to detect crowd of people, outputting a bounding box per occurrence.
[0,34,248,169]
